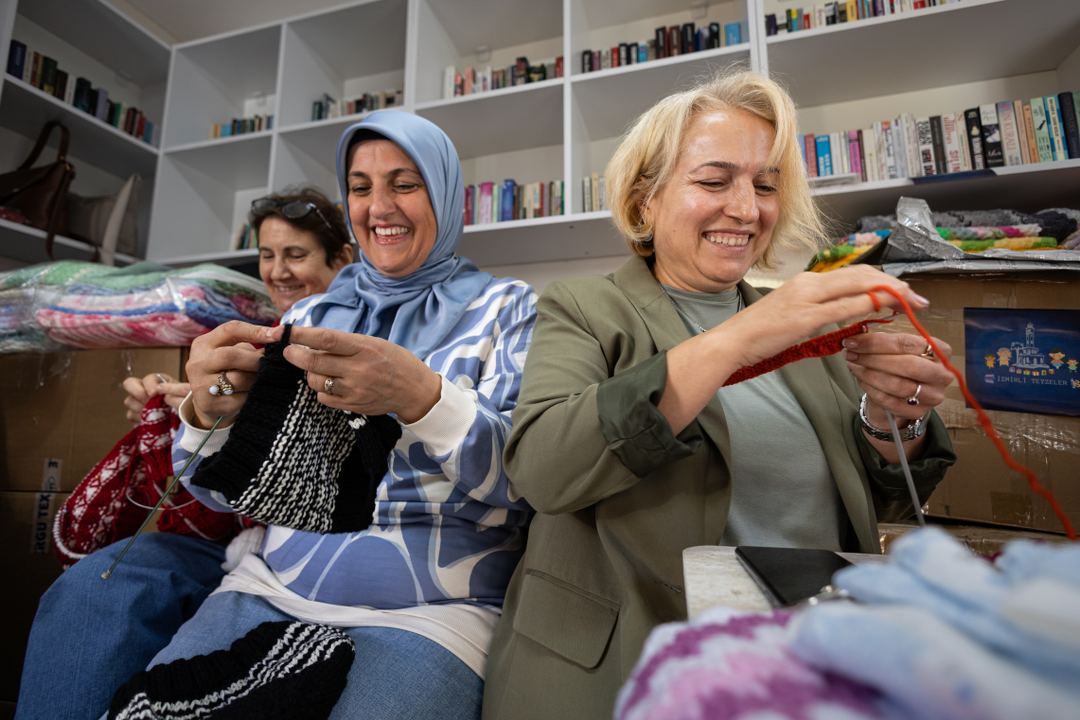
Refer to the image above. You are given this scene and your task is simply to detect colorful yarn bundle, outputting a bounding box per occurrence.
[943,237,1059,253]
[935,224,1042,241]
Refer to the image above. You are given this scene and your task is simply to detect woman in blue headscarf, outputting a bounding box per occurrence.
[108,112,537,719]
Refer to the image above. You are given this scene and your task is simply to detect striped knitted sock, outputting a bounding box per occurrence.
[108,621,354,720]
[191,323,401,534]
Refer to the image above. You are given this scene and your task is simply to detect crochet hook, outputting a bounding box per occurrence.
[885,409,927,528]
[101,415,224,579]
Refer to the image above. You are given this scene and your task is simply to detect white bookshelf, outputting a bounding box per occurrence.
[6,0,1079,271]
[0,0,169,264]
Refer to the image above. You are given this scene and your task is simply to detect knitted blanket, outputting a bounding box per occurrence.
[0,261,278,351]
[854,207,1080,248]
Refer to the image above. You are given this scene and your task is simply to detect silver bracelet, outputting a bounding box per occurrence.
[859,393,927,442]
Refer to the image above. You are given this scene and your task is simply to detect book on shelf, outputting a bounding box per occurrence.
[1012,100,1031,166]
[1057,91,1080,161]
[997,101,1023,167]
[1030,99,1054,163]
[928,116,947,175]
[1044,95,1066,161]
[805,133,818,178]
[941,113,964,173]
[979,104,1004,168]
[915,116,936,176]
[964,108,985,169]
[446,57,559,99]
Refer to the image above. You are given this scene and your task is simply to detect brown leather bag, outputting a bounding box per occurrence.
[0,121,78,260]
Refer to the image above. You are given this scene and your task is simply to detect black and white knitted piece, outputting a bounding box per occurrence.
[108,621,354,720]
[191,323,402,534]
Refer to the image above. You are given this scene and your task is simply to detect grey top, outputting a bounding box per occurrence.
[661,284,844,551]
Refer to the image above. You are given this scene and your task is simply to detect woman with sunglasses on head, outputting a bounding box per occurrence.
[119,188,354,422]
[16,188,353,720]
[57,112,535,720]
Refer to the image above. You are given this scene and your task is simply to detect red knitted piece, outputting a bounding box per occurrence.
[723,317,894,387]
[53,395,238,569]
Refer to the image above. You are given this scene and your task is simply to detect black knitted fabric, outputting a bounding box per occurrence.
[108,621,354,720]
[854,208,1079,242]
[191,324,402,534]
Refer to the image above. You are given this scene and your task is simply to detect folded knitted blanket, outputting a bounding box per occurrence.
[790,529,1080,720]
[0,261,278,351]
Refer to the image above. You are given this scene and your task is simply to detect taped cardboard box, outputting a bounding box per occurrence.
[0,348,186,493]
[0,490,68,702]
[889,271,1080,534]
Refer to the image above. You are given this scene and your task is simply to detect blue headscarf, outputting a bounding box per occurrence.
[301,111,492,359]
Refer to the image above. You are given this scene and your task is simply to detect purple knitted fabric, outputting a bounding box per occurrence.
[615,607,890,720]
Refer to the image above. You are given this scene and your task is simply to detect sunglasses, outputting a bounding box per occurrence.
[251,198,333,232]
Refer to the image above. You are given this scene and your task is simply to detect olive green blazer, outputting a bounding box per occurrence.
[482,256,954,720]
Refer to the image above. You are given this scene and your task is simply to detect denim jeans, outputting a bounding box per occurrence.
[134,591,484,720]
[15,534,228,720]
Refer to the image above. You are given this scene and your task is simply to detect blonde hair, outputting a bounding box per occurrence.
[605,69,827,269]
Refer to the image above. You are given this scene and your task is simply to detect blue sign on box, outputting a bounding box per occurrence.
[964,308,1080,417]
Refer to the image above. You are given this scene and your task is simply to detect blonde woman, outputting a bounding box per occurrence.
[482,70,957,720]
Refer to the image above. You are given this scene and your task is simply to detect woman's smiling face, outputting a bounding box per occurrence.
[258,216,347,312]
[346,139,439,278]
[643,107,780,293]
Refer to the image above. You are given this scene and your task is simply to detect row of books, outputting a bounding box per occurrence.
[6,39,154,144]
[582,173,606,213]
[312,90,402,121]
[464,180,565,225]
[231,223,259,251]
[766,0,964,35]
[800,91,1080,183]
[210,114,275,139]
[443,57,562,99]
[581,21,747,74]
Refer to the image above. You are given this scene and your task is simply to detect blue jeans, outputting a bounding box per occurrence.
[136,591,483,720]
[15,534,228,720]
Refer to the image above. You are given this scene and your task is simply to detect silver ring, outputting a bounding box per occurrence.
[324,377,336,395]
[906,383,922,406]
[209,371,234,396]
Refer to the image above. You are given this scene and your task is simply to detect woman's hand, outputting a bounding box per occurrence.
[283,326,443,424]
[844,331,955,462]
[122,373,191,423]
[660,265,930,435]
[187,321,283,429]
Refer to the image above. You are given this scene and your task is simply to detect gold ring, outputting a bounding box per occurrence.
[920,344,935,360]
[209,371,234,396]
[324,377,336,395]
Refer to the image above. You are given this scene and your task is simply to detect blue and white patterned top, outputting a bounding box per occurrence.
[174,276,536,610]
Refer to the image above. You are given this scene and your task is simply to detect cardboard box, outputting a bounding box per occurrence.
[889,271,1080,535]
[0,348,186,493]
[0,490,68,702]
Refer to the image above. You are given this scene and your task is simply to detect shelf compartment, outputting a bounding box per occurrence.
[153,248,259,270]
[766,0,1080,109]
[570,44,751,141]
[277,0,408,129]
[0,217,136,266]
[413,0,563,105]
[416,80,563,160]
[458,211,626,266]
[273,120,360,199]
[147,135,271,261]
[15,0,170,88]
[166,25,281,148]
[812,159,1080,232]
[0,78,158,180]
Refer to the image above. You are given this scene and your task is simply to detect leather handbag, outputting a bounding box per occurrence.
[0,120,77,260]
[68,173,141,265]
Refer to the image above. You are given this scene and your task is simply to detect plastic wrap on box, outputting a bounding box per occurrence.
[878,198,1080,276]
[0,261,279,350]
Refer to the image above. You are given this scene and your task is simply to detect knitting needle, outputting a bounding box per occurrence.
[885,409,927,528]
[101,415,224,579]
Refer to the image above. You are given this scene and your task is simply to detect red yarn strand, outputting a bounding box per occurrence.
[866,286,1077,541]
